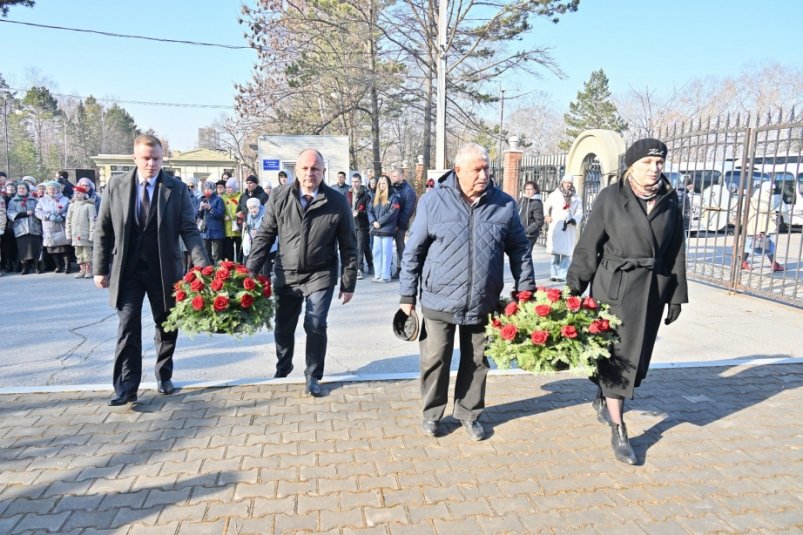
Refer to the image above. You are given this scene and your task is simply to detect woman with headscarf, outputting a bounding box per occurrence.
[76,177,101,215]
[742,180,784,272]
[1,181,18,273]
[544,174,583,282]
[567,138,688,465]
[242,197,274,275]
[6,181,43,275]
[35,181,72,273]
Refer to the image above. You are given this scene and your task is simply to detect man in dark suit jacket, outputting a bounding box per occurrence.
[94,134,210,406]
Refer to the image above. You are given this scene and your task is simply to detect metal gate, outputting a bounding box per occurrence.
[661,110,803,305]
[580,155,601,232]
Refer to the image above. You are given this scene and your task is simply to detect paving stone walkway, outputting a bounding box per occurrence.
[1,363,801,534]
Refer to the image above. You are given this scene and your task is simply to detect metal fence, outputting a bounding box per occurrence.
[518,154,566,247]
[659,109,803,305]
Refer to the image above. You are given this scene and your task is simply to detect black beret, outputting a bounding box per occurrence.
[624,138,668,169]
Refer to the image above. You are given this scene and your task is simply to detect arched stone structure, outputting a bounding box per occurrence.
[565,129,626,204]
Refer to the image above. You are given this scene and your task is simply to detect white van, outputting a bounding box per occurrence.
[757,163,803,229]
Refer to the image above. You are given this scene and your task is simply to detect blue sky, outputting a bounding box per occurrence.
[1,0,801,151]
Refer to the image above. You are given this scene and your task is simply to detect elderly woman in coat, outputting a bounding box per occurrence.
[567,138,688,466]
[742,180,784,272]
[6,181,43,275]
[544,174,583,282]
[35,181,72,274]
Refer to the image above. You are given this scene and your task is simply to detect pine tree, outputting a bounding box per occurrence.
[559,69,627,151]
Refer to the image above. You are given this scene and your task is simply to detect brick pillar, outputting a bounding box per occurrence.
[502,149,523,198]
[415,155,425,195]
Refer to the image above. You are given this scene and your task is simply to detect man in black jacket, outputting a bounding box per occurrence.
[349,173,373,279]
[517,180,545,254]
[246,149,358,397]
[236,175,269,221]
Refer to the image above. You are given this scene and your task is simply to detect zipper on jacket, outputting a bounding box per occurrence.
[464,203,475,317]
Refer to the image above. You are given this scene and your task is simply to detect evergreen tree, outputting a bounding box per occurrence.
[559,69,627,151]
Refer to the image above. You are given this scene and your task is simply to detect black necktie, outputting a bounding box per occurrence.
[303,194,313,213]
[140,181,150,224]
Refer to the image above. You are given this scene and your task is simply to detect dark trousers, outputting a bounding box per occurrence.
[356,226,373,271]
[393,227,406,275]
[113,265,177,396]
[273,285,335,380]
[204,239,224,264]
[419,317,489,422]
[223,236,241,262]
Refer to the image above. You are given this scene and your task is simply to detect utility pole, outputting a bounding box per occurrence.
[435,0,447,170]
[498,88,505,163]
[2,96,10,175]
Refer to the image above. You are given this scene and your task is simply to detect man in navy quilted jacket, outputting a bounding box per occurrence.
[399,143,535,441]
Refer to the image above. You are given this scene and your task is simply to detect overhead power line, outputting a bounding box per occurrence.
[9,87,234,109]
[0,19,256,50]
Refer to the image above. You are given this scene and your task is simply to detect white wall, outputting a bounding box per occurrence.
[257,135,349,188]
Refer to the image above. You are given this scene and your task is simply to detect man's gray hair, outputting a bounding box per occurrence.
[392,167,405,176]
[454,143,489,166]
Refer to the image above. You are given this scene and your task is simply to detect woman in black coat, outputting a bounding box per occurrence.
[567,138,688,465]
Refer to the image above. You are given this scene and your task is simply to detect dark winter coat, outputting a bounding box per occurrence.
[566,177,688,398]
[348,186,371,229]
[331,182,351,196]
[367,192,401,237]
[197,193,225,240]
[517,196,545,239]
[393,180,418,231]
[237,186,269,216]
[245,182,358,295]
[399,170,535,325]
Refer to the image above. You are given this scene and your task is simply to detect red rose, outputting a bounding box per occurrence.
[221,260,236,270]
[530,330,549,345]
[491,318,502,329]
[566,296,582,312]
[588,320,601,334]
[213,295,230,312]
[536,286,547,293]
[500,324,517,341]
[243,277,256,290]
[517,290,533,303]
[256,275,269,285]
[561,325,578,339]
[210,279,224,291]
[176,290,187,302]
[191,296,204,311]
[193,266,203,272]
[173,281,183,291]
[190,279,205,292]
[236,265,249,274]
[201,266,215,276]
[183,271,196,283]
[263,284,272,297]
[583,297,598,310]
[535,304,552,317]
[504,302,519,316]
[546,288,562,302]
[216,269,231,280]
[600,319,610,332]
[240,294,254,309]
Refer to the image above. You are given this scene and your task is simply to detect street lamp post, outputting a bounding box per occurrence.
[1,95,10,175]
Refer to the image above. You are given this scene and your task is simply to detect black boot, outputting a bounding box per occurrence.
[53,254,63,273]
[611,423,637,465]
[63,255,72,275]
[591,387,609,426]
[20,261,30,275]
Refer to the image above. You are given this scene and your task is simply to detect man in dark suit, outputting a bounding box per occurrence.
[94,134,210,406]
[246,149,358,397]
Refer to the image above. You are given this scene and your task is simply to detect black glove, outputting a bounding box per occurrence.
[664,304,681,325]
[561,221,569,232]
[568,218,577,226]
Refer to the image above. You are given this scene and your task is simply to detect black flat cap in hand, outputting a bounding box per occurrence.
[393,308,420,342]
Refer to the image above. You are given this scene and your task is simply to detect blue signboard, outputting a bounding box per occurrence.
[262,159,280,171]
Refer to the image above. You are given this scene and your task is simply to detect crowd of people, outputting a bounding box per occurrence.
[1,137,693,466]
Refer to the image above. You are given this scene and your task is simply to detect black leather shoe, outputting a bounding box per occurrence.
[305,377,323,397]
[421,420,439,437]
[108,393,138,406]
[611,423,638,465]
[157,379,176,395]
[273,365,293,378]
[461,419,485,441]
